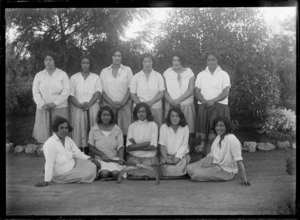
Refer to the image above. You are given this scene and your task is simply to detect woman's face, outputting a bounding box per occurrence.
[215,121,226,136]
[101,110,112,125]
[44,56,55,69]
[143,57,153,71]
[81,58,90,72]
[112,51,122,65]
[137,107,147,121]
[55,122,69,139]
[207,54,218,70]
[170,111,180,126]
[172,56,182,69]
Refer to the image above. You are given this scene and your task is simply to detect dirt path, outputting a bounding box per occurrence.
[6,149,296,215]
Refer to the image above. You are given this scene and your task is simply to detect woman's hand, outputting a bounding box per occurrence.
[101,155,110,162]
[47,102,57,110]
[35,181,49,187]
[112,102,122,110]
[146,101,153,107]
[206,100,215,108]
[118,158,125,165]
[172,99,181,107]
[129,138,137,145]
[240,178,252,186]
[162,156,173,165]
[173,157,181,165]
[81,102,90,110]
[202,156,214,167]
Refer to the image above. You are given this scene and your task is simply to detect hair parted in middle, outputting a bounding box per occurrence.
[97,105,116,124]
[133,102,154,121]
[165,106,187,127]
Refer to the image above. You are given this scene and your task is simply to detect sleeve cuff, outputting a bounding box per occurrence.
[158,140,165,146]
[234,156,243,161]
[117,145,124,151]
[175,154,184,159]
[83,155,90,160]
[53,100,60,106]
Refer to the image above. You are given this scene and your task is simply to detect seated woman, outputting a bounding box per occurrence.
[35,116,100,187]
[126,102,159,178]
[88,106,125,179]
[187,116,252,186]
[159,107,190,177]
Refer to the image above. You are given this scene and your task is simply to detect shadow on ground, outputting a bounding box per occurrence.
[6,149,296,215]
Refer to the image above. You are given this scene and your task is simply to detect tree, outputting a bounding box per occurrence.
[154,8,283,123]
[6,8,149,74]
[5,8,149,114]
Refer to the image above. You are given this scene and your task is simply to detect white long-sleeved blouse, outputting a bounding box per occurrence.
[43,133,90,182]
[32,68,70,109]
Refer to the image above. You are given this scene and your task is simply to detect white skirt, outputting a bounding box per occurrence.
[69,103,99,148]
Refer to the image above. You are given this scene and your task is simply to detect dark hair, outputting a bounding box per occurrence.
[43,51,59,65]
[52,116,73,132]
[206,51,220,62]
[111,48,124,57]
[133,102,154,121]
[165,107,187,127]
[212,116,232,135]
[97,105,115,124]
[141,53,154,66]
[171,51,186,67]
[78,55,94,72]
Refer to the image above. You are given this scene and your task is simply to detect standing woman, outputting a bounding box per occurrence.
[195,52,231,156]
[32,51,70,144]
[99,49,133,142]
[163,52,196,135]
[130,53,165,129]
[88,106,125,179]
[69,55,102,154]
[159,107,190,177]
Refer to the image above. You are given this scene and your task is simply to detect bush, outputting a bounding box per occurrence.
[259,106,296,141]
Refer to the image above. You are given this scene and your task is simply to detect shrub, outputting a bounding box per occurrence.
[259,106,296,141]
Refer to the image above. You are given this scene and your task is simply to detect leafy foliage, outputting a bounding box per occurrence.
[153,8,284,122]
[259,106,296,141]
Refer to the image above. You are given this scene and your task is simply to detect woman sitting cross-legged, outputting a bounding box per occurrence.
[88,106,125,180]
[159,107,190,177]
[187,116,252,186]
[35,116,100,187]
[126,102,159,178]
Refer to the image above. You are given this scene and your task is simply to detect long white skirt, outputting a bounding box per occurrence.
[32,107,69,144]
[69,103,99,148]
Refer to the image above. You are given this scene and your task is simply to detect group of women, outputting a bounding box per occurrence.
[34,49,251,187]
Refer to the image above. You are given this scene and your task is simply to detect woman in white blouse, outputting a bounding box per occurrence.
[195,51,231,156]
[187,116,251,186]
[159,107,190,177]
[126,102,159,178]
[69,56,102,154]
[99,49,133,141]
[35,116,100,187]
[163,52,196,135]
[130,53,165,129]
[32,52,70,144]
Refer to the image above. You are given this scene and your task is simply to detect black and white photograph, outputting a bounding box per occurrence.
[5,1,297,216]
